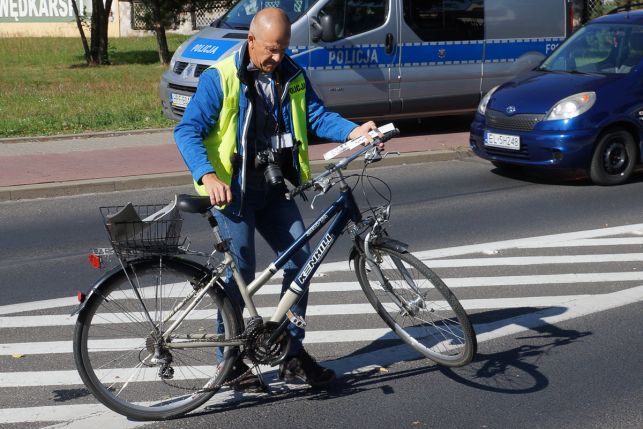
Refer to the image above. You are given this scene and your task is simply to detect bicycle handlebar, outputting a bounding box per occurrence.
[287,127,400,199]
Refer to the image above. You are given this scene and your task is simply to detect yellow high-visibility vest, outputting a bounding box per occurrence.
[194,54,310,196]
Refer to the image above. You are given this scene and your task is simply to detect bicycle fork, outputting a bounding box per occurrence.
[362,233,426,317]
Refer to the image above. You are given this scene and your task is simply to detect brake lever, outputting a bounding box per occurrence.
[365,149,401,164]
[364,147,382,163]
[310,178,332,209]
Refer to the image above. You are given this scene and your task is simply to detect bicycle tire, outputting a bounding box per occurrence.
[73,257,242,420]
[355,245,476,367]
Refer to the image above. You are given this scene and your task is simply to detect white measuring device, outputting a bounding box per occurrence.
[323,123,396,160]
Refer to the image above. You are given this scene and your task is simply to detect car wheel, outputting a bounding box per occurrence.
[589,129,637,186]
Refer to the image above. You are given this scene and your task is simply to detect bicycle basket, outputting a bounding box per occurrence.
[100,199,184,257]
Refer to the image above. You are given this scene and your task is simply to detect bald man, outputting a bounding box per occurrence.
[174,8,379,389]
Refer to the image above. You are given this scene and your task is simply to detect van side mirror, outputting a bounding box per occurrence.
[310,16,323,42]
[310,15,337,43]
[319,14,337,42]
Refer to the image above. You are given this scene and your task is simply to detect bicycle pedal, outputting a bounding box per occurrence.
[286,310,307,329]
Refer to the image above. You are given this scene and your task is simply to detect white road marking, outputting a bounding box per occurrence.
[0,285,640,426]
[412,222,643,260]
[522,238,643,248]
[3,222,643,317]
[0,278,627,329]
[3,222,643,426]
[0,294,593,356]
[422,253,643,267]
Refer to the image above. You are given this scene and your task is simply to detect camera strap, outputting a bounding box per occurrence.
[256,78,280,132]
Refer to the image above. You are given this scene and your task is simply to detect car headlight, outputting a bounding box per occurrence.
[478,85,500,115]
[544,92,596,121]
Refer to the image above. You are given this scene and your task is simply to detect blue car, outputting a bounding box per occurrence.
[470,8,643,185]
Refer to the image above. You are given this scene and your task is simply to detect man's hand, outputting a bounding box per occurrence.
[201,173,233,206]
[348,121,385,149]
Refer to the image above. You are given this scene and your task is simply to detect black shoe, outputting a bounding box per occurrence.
[224,359,265,393]
[278,349,336,387]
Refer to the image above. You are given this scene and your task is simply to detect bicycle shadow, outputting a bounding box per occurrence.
[189,335,445,416]
[186,305,590,417]
[438,307,592,394]
[192,363,437,417]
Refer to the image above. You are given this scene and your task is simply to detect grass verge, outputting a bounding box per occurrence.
[0,35,189,138]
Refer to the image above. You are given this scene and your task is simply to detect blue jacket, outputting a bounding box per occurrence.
[174,42,357,212]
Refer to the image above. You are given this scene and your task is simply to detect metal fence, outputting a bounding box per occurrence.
[585,0,603,18]
[191,2,233,29]
[582,0,642,22]
[131,2,149,30]
[131,1,233,31]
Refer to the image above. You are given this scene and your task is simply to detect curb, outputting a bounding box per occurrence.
[0,149,471,202]
[0,128,172,144]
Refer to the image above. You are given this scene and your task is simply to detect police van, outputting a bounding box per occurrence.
[161,0,573,121]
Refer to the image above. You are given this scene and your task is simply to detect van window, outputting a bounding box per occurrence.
[403,0,484,42]
[218,0,313,29]
[485,0,564,39]
[319,0,388,39]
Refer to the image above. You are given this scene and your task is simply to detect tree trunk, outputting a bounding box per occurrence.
[90,0,100,64]
[100,0,113,65]
[151,0,171,65]
[156,24,171,65]
[70,0,91,64]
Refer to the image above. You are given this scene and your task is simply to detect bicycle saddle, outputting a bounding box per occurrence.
[176,194,213,214]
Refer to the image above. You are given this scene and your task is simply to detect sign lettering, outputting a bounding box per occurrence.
[297,233,334,284]
[0,0,87,22]
[328,48,379,67]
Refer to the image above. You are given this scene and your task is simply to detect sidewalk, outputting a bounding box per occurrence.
[0,128,471,201]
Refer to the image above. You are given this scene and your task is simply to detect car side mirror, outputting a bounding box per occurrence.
[634,58,643,75]
[310,14,337,43]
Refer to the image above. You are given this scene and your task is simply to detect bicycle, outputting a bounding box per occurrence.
[72,128,477,420]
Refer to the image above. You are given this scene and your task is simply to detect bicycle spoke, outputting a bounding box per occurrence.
[358,246,475,366]
[74,259,241,419]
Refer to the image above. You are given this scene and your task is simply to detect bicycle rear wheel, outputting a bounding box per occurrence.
[73,257,242,420]
[355,245,476,366]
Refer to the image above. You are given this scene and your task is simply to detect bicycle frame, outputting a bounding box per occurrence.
[245,183,363,322]
[135,142,390,349]
[156,182,364,350]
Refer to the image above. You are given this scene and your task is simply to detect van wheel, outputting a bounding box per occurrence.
[589,129,637,186]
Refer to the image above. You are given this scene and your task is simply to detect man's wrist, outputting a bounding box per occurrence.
[198,172,216,185]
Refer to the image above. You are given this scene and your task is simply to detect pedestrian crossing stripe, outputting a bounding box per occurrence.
[3,222,643,426]
[1,284,642,425]
[3,221,643,317]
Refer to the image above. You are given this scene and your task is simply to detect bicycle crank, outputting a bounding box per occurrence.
[245,321,292,366]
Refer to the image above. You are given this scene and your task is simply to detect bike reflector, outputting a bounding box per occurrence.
[88,253,102,269]
[77,291,86,303]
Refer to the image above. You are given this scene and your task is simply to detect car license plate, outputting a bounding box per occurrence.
[171,93,192,108]
[484,131,520,150]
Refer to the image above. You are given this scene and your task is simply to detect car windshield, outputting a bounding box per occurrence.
[539,23,643,75]
[216,0,315,30]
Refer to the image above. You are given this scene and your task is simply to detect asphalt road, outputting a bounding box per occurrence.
[1,156,642,428]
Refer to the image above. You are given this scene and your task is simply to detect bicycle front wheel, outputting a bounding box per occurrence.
[355,245,476,367]
[73,257,242,420]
